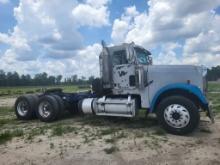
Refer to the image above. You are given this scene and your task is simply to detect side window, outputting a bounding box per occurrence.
[112,50,128,65]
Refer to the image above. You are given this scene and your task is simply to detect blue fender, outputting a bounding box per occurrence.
[150,83,208,112]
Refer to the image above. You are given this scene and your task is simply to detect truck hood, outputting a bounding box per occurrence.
[146,65,205,94]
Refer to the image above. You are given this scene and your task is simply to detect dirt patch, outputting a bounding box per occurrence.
[0,122,220,165]
[0,97,16,108]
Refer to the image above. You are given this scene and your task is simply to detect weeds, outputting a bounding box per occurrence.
[0,129,24,144]
[0,131,12,144]
[135,131,144,138]
[200,128,212,133]
[105,137,116,143]
[104,146,119,154]
[99,128,119,136]
[83,135,90,143]
[115,131,127,139]
[26,134,34,141]
[195,139,204,144]
[50,142,54,149]
[153,128,166,136]
[51,125,77,136]
[13,129,24,137]
[0,118,12,127]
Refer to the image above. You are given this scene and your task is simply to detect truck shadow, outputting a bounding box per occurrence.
[60,112,213,136]
[61,111,158,129]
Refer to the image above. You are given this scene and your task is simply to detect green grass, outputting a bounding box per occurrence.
[0,129,24,144]
[51,125,77,136]
[0,131,12,144]
[99,128,119,136]
[0,107,14,116]
[0,118,15,127]
[207,92,220,113]
[208,82,220,92]
[0,85,89,97]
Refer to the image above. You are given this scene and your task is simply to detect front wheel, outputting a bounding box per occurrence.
[156,95,200,135]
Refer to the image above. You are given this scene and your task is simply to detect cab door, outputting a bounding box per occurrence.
[112,49,136,91]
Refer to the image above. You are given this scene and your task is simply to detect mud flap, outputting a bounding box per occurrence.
[207,105,215,123]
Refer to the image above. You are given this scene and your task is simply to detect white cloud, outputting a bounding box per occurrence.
[111,6,139,43]
[72,0,110,27]
[1,43,102,78]
[111,0,220,66]
[70,43,102,77]
[86,0,110,8]
[111,19,129,43]
[0,0,110,77]
[0,0,84,61]
[0,0,9,4]
[154,43,182,65]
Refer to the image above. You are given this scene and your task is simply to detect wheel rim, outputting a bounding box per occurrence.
[38,101,52,118]
[17,101,29,116]
[164,104,190,128]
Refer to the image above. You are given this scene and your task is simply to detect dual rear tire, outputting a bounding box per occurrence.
[15,94,64,122]
[15,94,38,120]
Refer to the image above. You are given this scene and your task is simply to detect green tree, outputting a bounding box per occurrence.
[0,70,6,86]
[56,75,62,85]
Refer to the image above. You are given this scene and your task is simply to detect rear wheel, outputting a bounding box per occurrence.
[156,95,200,135]
[51,95,64,117]
[36,95,60,122]
[29,94,39,118]
[15,95,38,120]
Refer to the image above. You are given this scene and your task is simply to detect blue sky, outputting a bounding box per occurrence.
[0,0,18,33]
[0,0,220,77]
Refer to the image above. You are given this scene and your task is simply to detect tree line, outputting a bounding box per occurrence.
[1,66,220,87]
[207,66,220,81]
[0,70,95,87]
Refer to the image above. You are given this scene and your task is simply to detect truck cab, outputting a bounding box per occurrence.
[93,42,214,134]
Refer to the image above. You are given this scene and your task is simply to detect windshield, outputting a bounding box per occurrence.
[134,47,150,65]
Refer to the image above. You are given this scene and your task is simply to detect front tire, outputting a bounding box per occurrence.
[156,95,200,135]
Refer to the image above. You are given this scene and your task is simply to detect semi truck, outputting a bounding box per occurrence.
[14,41,214,135]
